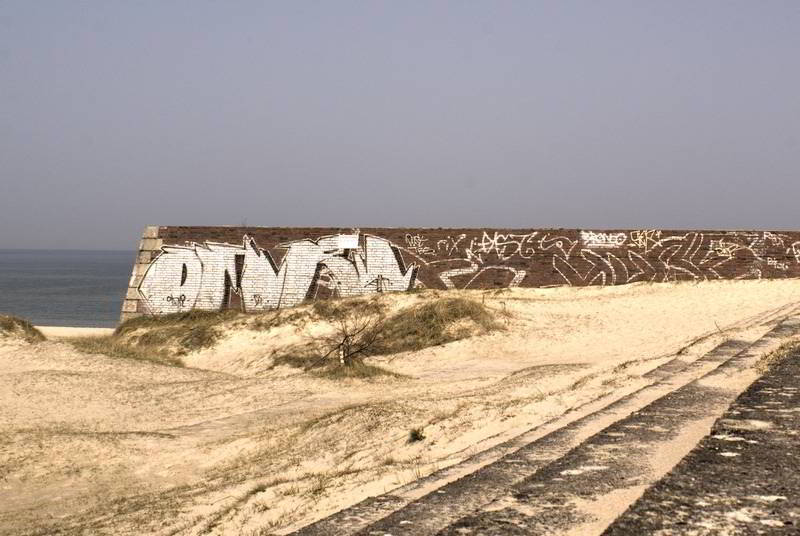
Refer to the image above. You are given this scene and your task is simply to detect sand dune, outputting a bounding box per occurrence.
[2,280,800,535]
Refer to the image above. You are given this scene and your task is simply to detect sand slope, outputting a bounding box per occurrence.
[2,280,800,535]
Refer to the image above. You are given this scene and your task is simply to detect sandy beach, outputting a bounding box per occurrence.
[35,326,115,339]
[3,280,800,535]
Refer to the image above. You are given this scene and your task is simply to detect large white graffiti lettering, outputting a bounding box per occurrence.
[138,234,417,315]
[137,246,203,314]
[129,228,800,318]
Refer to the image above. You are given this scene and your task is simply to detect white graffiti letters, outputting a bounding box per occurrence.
[629,230,662,253]
[580,231,627,249]
[138,246,203,314]
[134,229,800,318]
[767,257,789,271]
[791,242,800,264]
[468,232,537,261]
[240,238,283,311]
[138,234,417,315]
[404,233,436,256]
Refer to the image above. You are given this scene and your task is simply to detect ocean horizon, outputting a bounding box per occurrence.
[0,249,135,328]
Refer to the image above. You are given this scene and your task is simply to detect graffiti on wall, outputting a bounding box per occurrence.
[580,231,627,249]
[138,233,417,314]
[135,228,800,316]
[386,229,800,289]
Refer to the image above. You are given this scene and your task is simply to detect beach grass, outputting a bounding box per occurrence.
[367,297,501,356]
[65,295,499,373]
[67,335,185,367]
[269,296,500,377]
[0,315,46,343]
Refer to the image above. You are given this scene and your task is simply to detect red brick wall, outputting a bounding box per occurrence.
[121,226,800,322]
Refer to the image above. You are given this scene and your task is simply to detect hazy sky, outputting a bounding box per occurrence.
[1,1,799,250]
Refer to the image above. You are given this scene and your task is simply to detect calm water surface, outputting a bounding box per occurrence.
[0,250,134,327]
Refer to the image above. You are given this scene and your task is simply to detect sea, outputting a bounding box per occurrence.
[0,249,134,328]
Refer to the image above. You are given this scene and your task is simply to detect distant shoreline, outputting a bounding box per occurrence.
[0,248,134,254]
[1,249,131,329]
[36,326,115,339]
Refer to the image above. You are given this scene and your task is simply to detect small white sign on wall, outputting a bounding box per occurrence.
[336,234,359,249]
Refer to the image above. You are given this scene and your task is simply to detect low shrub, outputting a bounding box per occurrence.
[271,297,499,379]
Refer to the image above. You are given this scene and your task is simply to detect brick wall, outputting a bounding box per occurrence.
[120,226,800,323]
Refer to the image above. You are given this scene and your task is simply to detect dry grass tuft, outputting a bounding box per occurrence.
[271,348,403,379]
[0,314,46,343]
[113,309,243,336]
[69,309,258,366]
[368,297,501,356]
[408,427,426,443]
[755,339,800,374]
[67,335,184,367]
[251,309,310,331]
[66,295,499,375]
[312,297,386,320]
[313,361,406,380]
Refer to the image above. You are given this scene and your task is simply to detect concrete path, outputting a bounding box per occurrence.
[288,312,800,536]
[605,345,800,535]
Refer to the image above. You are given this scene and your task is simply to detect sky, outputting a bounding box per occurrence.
[1,1,799,250]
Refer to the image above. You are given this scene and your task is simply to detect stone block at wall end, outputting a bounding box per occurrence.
[134,262,152,276]
[125,287,140,300]
[120,311,143,324]
[129,273,145,288]
[142,226,160,239]
[121,300,139,313]
[137,251,158,264]
[138,238,163,252]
